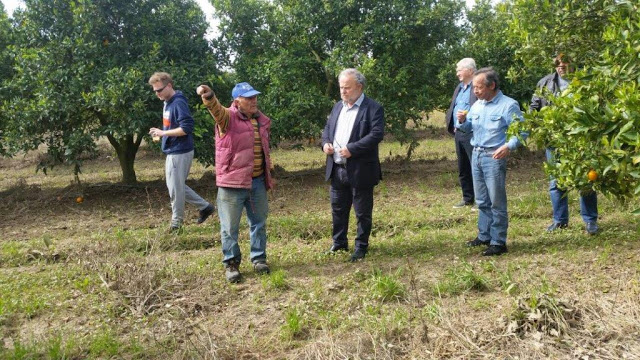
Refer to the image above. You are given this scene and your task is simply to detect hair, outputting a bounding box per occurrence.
[148,72,173,86]
[474,67,500,90]
[457,58,476,71]
[339,68,366,88]
[553,53,571,67]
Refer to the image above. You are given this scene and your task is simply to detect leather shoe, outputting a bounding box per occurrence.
[453,200,474,209]
[328,244,349,253]
[350,248,367,262]
[482,244,507,256]
[466,237,489,247]
[546,222,568,232]
[197,204,215,224]
[585,222,599,235]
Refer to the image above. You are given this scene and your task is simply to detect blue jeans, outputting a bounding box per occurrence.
[217,176,268,265]
[545,149,598,224]
[472,149,508,246]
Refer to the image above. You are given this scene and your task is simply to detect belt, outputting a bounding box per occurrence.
[473,146,499,152]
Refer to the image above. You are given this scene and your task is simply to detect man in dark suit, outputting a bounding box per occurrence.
[445,58,478,209]
[321,68,385,262]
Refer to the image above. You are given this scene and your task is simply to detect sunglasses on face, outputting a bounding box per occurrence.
[154,85,167,93]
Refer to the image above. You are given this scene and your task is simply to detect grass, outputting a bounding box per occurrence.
[1,123,640,358]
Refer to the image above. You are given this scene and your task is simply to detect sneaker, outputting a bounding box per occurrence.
[466,237,489,247]
[253,261,270,275]
[168,225,183,234]
[482,244,507,256]
[453,200,474,209]
[546,222,568,232]
[197,204,215,224]
[225,262,242,283]
[585,222,599,235]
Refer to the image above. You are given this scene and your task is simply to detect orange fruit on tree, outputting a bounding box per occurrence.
[587,169,598,182]
[76,196,84,204]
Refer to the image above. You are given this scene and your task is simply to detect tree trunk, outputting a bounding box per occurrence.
[106,133,143,184]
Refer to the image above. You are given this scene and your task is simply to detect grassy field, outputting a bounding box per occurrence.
[1,117,639,359]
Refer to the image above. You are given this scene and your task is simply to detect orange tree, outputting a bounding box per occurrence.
[1,0,221,184]
[508,1,640,206]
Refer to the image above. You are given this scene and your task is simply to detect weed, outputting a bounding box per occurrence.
[262,269,289,290]
[370,269,406,302]
[281,307,306,340]
[89,328,121,357]
[434,262,491,296]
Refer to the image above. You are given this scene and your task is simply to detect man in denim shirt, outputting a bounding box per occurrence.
[456,67,525,256]
[445,58,478,209]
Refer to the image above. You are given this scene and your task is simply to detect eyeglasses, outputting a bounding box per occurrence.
[153,85,167,93]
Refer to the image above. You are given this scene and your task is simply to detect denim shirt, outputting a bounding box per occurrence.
[456,91,525,151]
[453,82,472,120]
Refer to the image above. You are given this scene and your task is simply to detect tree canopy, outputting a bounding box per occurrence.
[212,0,465,151]
[509,0,640,203]
[1,0,221,183]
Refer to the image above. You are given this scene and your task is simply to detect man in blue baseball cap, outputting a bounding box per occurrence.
[196,81,274,283]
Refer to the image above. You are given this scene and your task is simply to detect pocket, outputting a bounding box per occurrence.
[486,115,504,131]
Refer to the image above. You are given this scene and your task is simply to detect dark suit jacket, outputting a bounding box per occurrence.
[321,96,384,189]
[445,82,477,136]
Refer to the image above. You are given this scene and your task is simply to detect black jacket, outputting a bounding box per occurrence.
[530,71,562,111]
[445,82,477,136]
[321,96,385,188]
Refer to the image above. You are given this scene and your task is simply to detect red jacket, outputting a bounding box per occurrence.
[213,104,273,190]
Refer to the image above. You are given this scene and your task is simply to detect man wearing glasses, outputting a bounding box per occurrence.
[148,72,215,232]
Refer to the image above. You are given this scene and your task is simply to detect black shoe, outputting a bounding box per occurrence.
[585,222,599,235]
[350,248,367,262]
[482,245,507,256]
[253,261,270,275]
[327,244,349,253]
[466,237,489,247]
[546,222,568,232]
[225,262,242,283]
[197,204,215,224]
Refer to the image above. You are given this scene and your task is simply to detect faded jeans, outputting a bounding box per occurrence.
[217,176,268,265]
[546,148,598,224]
[472,148,508,246]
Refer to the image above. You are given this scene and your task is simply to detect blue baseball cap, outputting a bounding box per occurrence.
[232,82,261,99]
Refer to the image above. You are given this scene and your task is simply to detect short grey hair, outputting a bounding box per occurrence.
[339,68,366,88]
[474,67,500,90]
[457,58,476,71]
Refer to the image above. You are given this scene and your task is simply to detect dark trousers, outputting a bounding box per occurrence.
[455,133,475,203]
[330,165,374,251]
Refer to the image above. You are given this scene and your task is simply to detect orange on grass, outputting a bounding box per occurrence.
[76,196,84,204]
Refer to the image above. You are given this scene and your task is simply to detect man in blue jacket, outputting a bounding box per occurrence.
[445,58,478,209]
[148,72,214,231]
